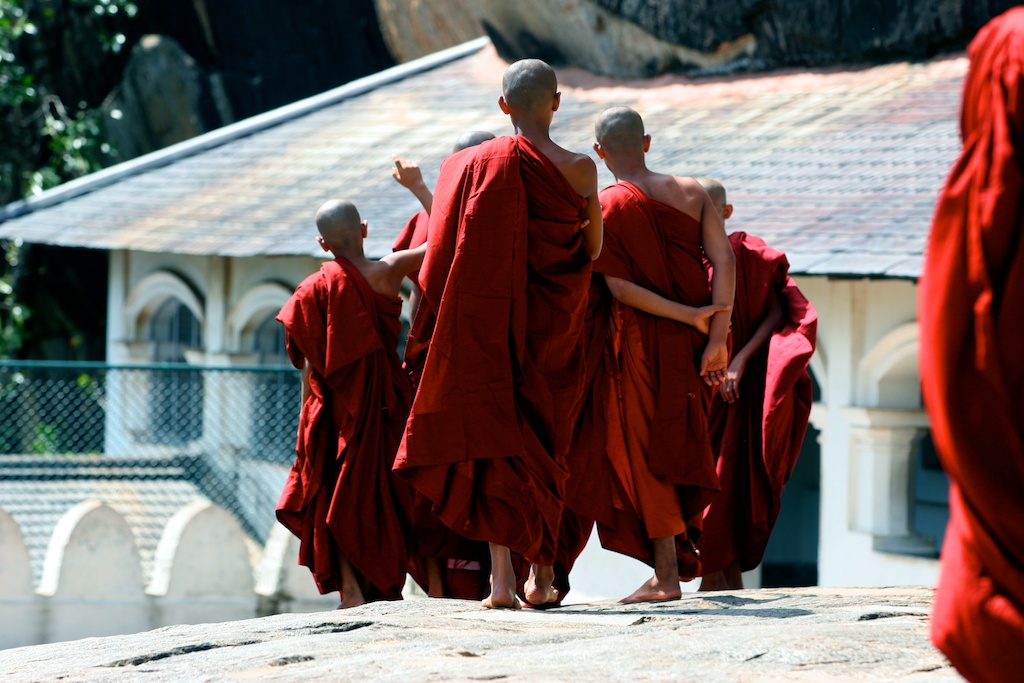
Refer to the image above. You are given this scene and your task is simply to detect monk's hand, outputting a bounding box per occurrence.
[700,339,729,387]
[693,304,732,335]
[719,356,745,403]
[392,155,425,189]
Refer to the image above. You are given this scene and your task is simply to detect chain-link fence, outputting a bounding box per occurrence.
[0,361,302,552]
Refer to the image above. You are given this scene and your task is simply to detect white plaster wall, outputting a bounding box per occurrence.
[228,255,323,307]
[0,502,342,649]
[808,276,940,587]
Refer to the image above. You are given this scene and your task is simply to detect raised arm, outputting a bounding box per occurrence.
[382,242,427,295]
[698,187,736,386]
[392,156,433,215]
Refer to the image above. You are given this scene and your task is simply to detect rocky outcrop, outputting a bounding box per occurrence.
[0,587,962,682]
[375,0,1020,77]
[101,36,207,162]
[374,0,485,63]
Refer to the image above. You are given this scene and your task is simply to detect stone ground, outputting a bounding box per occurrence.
[0,586,963,682]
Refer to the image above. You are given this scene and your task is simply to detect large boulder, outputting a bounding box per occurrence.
[376,0,1021,77]
[101,35,207,162]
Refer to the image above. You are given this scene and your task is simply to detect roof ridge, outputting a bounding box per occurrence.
[0,36,491,224]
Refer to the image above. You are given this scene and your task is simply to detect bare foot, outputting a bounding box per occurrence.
[482,582,522,609]
[620,575,681,604]
[337,591,366,609]
[482,543,521,609]
[699,571,728,592]
[523,564,559,607]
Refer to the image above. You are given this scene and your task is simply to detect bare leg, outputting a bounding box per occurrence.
[482,543,521,609]
[723,560,744,590]
[524,564,559,606]
[621,536,682,603]
[337,555,366,609]
[426,557,445,598]
[699,570,728,592]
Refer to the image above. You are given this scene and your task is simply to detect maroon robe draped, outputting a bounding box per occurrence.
[592,181,720,577]
[395,135,591,566]
[275,258,413,600]
[394,209,491,598]
[699,231,817,575]
[920,8,1024,682]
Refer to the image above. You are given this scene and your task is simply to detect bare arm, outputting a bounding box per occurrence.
[579,157,603,260]
[301,360,312,407]
[392,156,433,215]
[720,293,784,403]
[697,185,736,385]
[382,243,427,294]
[605,275,731,333]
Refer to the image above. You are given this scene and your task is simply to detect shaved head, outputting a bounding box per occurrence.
[502,59,557,111]
[697,177,727,207]
[595,107,646,155]
[453,130,495,153]
[315,199,362,251]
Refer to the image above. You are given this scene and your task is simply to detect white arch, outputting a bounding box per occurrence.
[224,282,293,353]
[124,270,205,341]
[858,321,920,408]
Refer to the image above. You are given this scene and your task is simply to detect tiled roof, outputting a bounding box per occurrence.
[0,456,207,585]
[0,38,965,277]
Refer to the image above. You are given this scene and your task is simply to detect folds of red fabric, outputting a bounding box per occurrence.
[592,181,720,577]
[920,8,1024,682]
[514,275,615,601]
[699,232,817,575]
[394,209,490,598]
[395,135,590,567]
[275,258,413,600]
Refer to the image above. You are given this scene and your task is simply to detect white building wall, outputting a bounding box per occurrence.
[803,275,939,588]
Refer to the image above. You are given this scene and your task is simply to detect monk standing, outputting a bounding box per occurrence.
[592,106,734,603]
[276,200,425,608]
[390,134,497,601]
[695,179,817,592]
[920,8,1024,682]
[395,59,602,609]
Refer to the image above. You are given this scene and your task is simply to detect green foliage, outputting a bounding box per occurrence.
[1,0,137,357]
[0,240,28,358]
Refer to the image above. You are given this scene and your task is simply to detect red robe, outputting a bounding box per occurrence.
[593,181,720,577]
[275,258,413,600]
[393,209,491,599]
[393,209,431,387]
[515,276,614,601]
[395,135,591,566]
[699,232,817,575]
[920,9,1024,682]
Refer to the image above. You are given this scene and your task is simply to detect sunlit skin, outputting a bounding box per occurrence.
[594,107,735,603]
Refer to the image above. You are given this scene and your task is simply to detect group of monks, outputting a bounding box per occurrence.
[274,57,818,611]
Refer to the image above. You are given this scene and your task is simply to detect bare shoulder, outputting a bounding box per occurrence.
[559,151,598,198]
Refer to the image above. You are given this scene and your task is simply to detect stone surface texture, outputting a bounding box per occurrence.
[375,0,1020,77]
[0,586,963,682]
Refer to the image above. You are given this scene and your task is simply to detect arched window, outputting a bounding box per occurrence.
[148,299,203,445]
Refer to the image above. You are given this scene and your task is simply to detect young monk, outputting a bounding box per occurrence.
[394,58,602,609]
[695,179,817,592]
[920,8,1024,682]
[591,106,734,603]
[390,133,497,601]
[275,199,425,609]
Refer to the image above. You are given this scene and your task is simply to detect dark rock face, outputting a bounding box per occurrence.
[102,36,207,162]
[128,0,395,125]
[590,0,1021,68]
